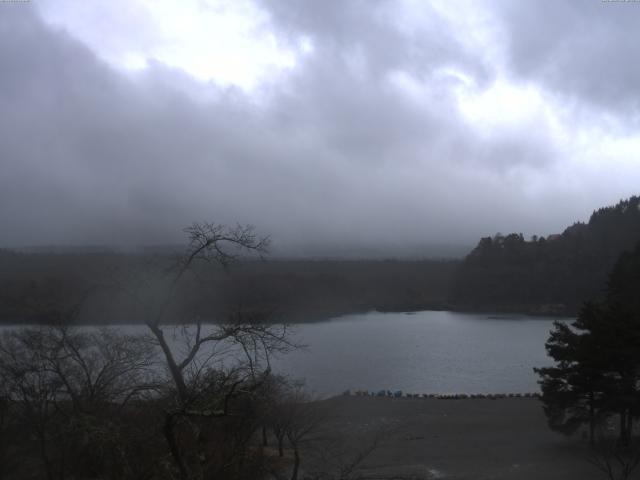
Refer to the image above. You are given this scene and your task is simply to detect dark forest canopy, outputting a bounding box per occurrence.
[0,250,457,325]
[452,195,640,315]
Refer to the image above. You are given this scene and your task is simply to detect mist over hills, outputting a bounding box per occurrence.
[2,195,639,324]
[13,242,472,260]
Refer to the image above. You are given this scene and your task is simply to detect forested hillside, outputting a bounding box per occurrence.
[452,196,640,315]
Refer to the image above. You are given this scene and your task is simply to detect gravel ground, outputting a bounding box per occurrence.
[305,396,604,480]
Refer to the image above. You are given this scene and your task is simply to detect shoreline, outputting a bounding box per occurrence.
[0,306,574,327]
[343,390,541,399]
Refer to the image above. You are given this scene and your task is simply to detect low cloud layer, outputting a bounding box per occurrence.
[1,2,639,253]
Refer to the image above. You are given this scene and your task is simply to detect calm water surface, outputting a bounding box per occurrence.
[270,310,566,396]
[2,310,567,397]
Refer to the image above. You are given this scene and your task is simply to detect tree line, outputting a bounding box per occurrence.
[536,240,640,479]
[453,196,640,314]
[0,249,457,325]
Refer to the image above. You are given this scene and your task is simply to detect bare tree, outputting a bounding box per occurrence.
[263,381,328,480]
[0,327,67,480]
[588,430,640,480]
[263,375,294,457]
[141,223,275,400]
[119,222,298,479]
[0,387,7,480]
[0,325,159,480]
[287,401,327,480]
[302,420,397,480]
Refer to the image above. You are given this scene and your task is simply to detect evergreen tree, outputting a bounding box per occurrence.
[536,242,640,445]
[535,302,609,443]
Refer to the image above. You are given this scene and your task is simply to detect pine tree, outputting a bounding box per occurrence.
[536,242,640,445]
[535,302,608,443]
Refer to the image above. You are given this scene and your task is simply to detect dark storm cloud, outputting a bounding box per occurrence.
[0,2,636,250]
[262,0,484,78]
[252,0,557,173]
[494,0,640,119]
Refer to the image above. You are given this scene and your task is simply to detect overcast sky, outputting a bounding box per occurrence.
[1,1,639,253]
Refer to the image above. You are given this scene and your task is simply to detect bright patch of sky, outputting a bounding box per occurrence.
[31,0,640,183]
[36,0,307,90]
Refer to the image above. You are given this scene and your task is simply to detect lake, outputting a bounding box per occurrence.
[270,310,566,396]
[1,310,567,397]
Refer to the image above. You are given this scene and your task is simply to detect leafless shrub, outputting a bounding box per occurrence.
[588,427,640,480]
[0,325,159,479]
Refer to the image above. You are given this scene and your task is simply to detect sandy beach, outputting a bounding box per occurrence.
[311,396,602,480]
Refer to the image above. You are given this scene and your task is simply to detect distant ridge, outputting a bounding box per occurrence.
[10,243,472,260]
[11,245,186,255]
